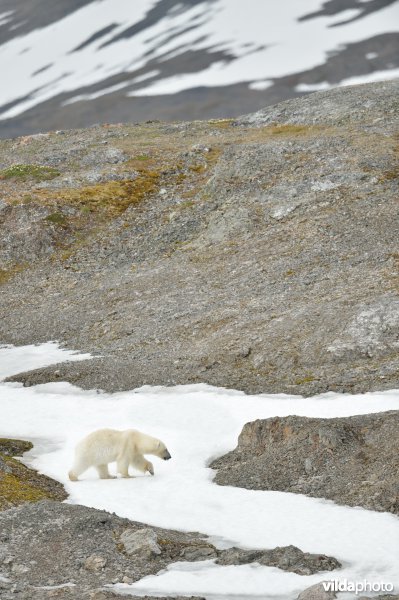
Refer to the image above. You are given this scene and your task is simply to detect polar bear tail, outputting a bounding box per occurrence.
[68,470,78,481]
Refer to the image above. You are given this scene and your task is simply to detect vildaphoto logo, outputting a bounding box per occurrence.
[322,579,395,595]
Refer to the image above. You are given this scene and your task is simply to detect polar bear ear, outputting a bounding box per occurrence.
[157,441,161,449]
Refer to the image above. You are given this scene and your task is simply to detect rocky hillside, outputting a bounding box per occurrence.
[1,80,398,396]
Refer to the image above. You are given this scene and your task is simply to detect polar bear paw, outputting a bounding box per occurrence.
[145,461,154,475]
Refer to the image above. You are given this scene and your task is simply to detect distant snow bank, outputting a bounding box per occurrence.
[296,68,399,92]
[0,342,91,380]
[1,0,398,119]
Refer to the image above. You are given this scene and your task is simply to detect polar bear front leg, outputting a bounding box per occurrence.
[117,457,132,478]
[144,460,154,475]
[96,464,116,479]
[131,454,154,475]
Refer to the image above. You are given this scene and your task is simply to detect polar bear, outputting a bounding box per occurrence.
[68,428,171,481]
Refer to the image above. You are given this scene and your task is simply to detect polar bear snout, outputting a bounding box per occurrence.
[163,449,171,460]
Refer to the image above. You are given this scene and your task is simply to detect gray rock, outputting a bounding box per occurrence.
[297,582,337,600]
[0,457,12,473]
[0,500,342,600]
[216,545,341,575]
[180,545,217,561]
[328,299,399,360]
[80,146,129,166]
[83,555,107,572]
[120,528,161,557]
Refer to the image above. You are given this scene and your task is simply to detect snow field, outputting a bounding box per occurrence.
[1,343,398,599]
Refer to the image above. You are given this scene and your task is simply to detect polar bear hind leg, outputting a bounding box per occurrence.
[96,464,116,479]
[68,456,91,481]
[68,470,78,481]
[117,455,132,478]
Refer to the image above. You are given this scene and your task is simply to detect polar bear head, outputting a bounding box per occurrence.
[130,430,171,461]
[154,439,172,461]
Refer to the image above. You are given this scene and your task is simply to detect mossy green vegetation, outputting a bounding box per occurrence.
[0,164,60,181]
[0,263,26,285]
[177,200,195,209]
[379,167,399,181]
[35,170,160,217]
[295,375,316,385]
[208,118,235,129]
[268,124,311,136]
[0,438,67,511]
[45,211,68,226]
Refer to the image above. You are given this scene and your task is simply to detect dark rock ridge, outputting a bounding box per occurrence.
[0,80,399,396]
[211,410,399,514]
[0,500,340,600]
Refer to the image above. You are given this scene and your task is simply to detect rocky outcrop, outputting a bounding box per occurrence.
[216,545,340,575]
[0,501,341,600]
[211,410,399,513]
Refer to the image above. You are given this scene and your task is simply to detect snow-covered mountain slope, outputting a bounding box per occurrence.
[1,0,398,137]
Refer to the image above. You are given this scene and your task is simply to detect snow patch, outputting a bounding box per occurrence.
[295,67,399,93]
[0,342,91,381]
[248,80,273,91]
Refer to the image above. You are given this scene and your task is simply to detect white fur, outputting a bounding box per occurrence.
[68,428,171,481]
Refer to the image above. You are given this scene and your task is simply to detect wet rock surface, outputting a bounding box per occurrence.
[211,410,399,513]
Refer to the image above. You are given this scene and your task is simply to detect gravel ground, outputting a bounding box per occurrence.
[0,500,340,600]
